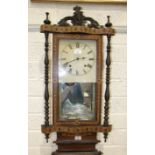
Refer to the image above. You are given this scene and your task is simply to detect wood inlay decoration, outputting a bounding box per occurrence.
[42,125,112,135]
[40,25,114,35]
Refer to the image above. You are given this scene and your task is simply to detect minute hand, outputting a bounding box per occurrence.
[64,58,79,65]
[64,57,86,65]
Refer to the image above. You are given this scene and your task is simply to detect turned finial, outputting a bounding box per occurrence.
[105,16,112,28]
[44,12,51,24]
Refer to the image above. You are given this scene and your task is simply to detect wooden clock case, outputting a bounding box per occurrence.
[40,6,115,155]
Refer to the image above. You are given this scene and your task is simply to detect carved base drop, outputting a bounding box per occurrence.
[52,133,101,155]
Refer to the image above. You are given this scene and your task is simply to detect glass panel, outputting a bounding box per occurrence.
[58,39,97,121]
[59,82,96,121]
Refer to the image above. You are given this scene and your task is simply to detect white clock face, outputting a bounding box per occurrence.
[59,40,96,83]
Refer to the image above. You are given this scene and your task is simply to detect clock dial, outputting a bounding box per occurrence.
[59,42,95,76]
[59,39,96,83]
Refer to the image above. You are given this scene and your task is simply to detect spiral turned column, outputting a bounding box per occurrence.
[103,16,112,142]
[43,12,51,142]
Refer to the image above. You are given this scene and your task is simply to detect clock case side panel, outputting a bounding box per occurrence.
[52,33,103,127]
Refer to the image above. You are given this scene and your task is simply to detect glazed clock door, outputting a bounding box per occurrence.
[59,39,96,121]
[53,34,103,126]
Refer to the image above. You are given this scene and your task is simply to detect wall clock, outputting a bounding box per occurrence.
[40,6,115,155]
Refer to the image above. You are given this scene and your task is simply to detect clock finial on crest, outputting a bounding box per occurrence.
[105,16,112,28]
[44,12,51,25]
[73,5,82,12]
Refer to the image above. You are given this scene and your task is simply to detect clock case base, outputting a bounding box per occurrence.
[52,151,101,155]
[52,133,101,155]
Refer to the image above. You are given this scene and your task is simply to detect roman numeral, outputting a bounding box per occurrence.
[76,42,80,48]
[89,58,94,61]
[83,69,87,74]
[68,44,73,49]
[76,70,79,75]
[63,63,67,68]
[87,50,93,54]
[68,68,72,73]
[86,64,92,68]
[62,50,68,54]
[83,44,87,49]
[60,58,66,61]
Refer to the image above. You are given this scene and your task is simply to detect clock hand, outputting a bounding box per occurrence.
[63,57,86,66]
[64,57,80,66]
